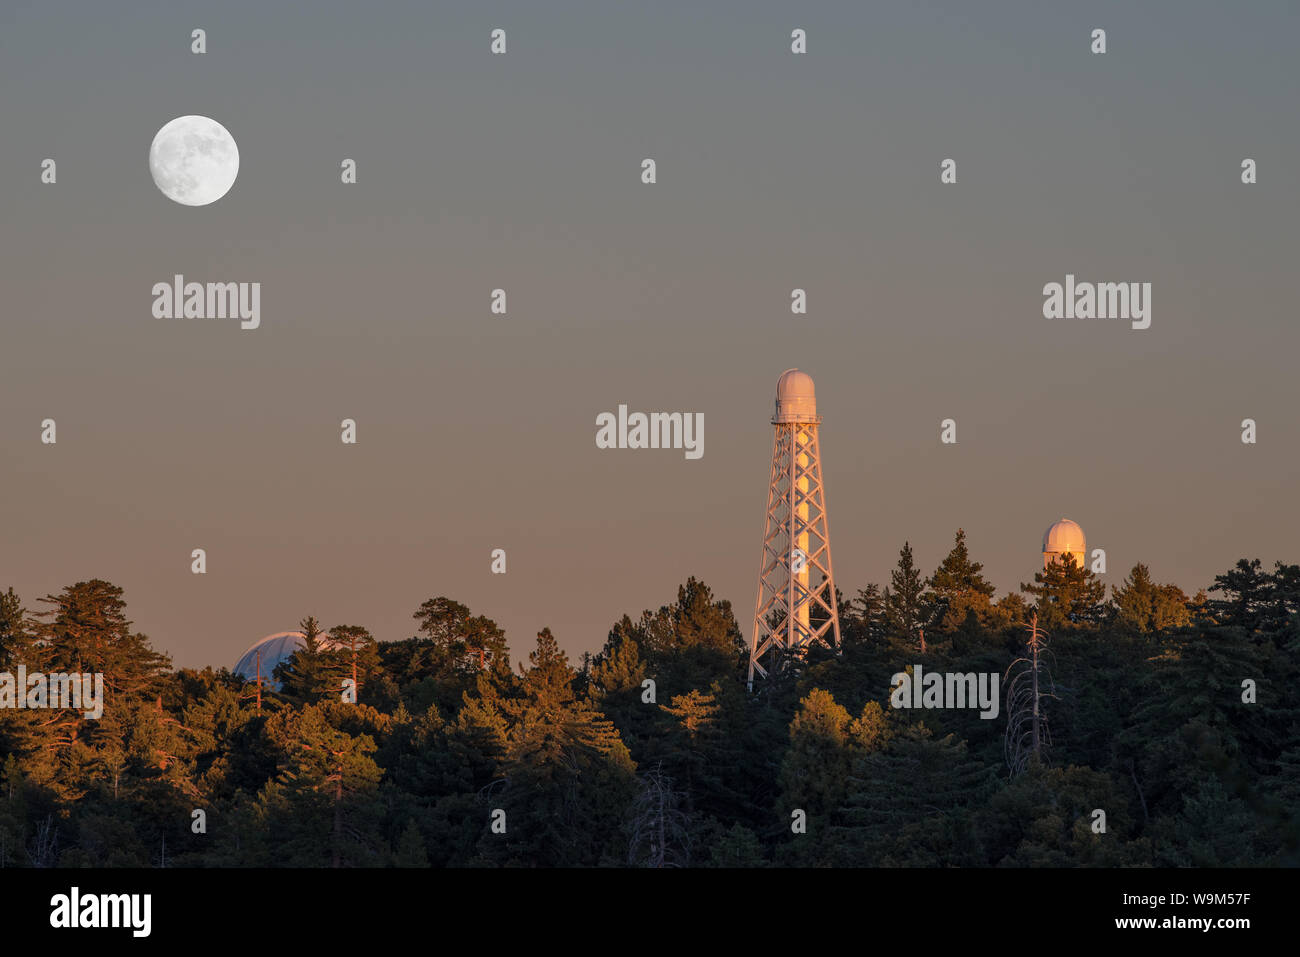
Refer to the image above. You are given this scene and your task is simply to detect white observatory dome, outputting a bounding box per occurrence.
[1042,518,1086,570]
[774,369,819,423]
[233,631,342,690]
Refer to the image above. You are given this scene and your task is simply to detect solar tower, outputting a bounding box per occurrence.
[749,369,842,689]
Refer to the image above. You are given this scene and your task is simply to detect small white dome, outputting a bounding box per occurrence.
[773,369,819,423]
[1042,518,1086,569]
[776,369,815,400]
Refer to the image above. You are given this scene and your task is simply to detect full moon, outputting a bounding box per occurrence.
[149,115,239,206]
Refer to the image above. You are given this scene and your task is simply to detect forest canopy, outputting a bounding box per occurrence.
[0,535,1297,868]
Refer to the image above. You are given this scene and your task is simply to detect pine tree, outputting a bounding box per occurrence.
[1207,559,1299,639]
[669,578,744,658]
[1207,558,1272,632]
[323,624,382,703]
[0,587,37,670]
[926,529,996,632]
[462,615,510,675]
[1152,775,1277,866]
[976,764,1145,866]
[776,689,855,838]
[1117,625,1280,821]
[707,823,765,867]
[29,580,170,702]
[1111,563,1191,635]
[18,581,169,791]
[832,723,994,866]
[404,598,511,711]
[660,687,720,809]
[260,701,387,867]
[0,587,46,768]
[275,616,334,702]
[885,542,930,651]
[844,584,886,644]
[1270,562,1300,634]
[0,755,27,868]
[588,632,649,737]
[412,597,471,664]
[1020,553,1107,630]
[611,579,744,692]
[393,818,430,867]
[481,629,637,866]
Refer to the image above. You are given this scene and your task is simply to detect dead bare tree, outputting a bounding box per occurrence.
[626,763,690,868]
[26,814,59,868]
[1003,612,1058,777]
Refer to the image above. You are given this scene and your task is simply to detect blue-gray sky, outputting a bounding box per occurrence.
[2,1,1297,668]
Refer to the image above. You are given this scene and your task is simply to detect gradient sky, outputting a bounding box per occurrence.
[2,1,1297,670]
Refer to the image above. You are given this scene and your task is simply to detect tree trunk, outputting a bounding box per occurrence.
[332,769,343,868]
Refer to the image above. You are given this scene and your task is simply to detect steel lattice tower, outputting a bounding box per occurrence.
[749,369,841,690]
